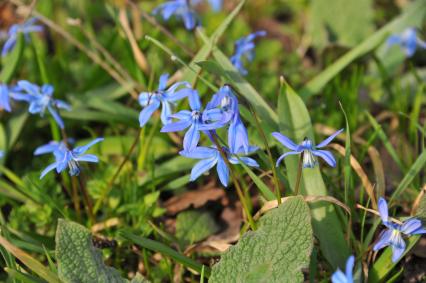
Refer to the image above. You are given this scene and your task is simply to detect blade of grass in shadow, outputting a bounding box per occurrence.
[339,102,352,206]
[0,235,61,283]
[300,0,426,98]
[277,77,350,269]
[389,150,426,205]
[119,230,210,277]
[365,112,405,172]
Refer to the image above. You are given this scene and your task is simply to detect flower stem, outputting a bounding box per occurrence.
[70,176,81,222]
[77,174,95,225]
[210,132,257,231]
[248,103,282,203]
[294,153,303,195]
[93,128,142,213]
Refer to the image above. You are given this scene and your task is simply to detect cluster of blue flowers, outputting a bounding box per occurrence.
[139,78,258,186]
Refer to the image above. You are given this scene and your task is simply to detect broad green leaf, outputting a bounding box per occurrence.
[0,34,24,83]
[209,196,313,283]
[308,0,373,48]
[175,210,219,246]
[56,219,125,283]
[119,230,210,277]
[0,235,61,283]
[301,0,426,98]
[278,80,350,269]
[195,60,226,78]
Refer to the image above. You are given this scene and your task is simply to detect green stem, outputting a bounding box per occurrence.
[248,103,282,203]
[210,132,257,230]
[77,175,95,225]
[294,153,303,195]
[70,176,81,222]
[94,128,142,213]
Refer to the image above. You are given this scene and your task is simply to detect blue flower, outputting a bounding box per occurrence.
[272,129,343,168]
[0,150,4,159]
[0,84,12,112]
[161,90,224,152]
[386,27,426,57]
[230,31,266,75]
[153,0,199,30]
[12,80,71,129]
[139,73,193,127]
[203,85,249,154]
[180,145,258,186]
[373,197,426,262]
[2,18,43,57]
[331,255,354,283]
[39,138,104,179]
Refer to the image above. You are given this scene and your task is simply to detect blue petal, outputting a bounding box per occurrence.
[73,138,104,155]
[190,157,218,181]
[183,123,200,152]
[401,218,424,235]
[17,80,39,95]
[373,229,392,251]
[55,99,71,111]
[316,128,344,148]
[161,119,192,132]
[138,92,151,106]
[161,101,173,125]
[180,147,217,159]
[182,11,197,30]
[158,73,169,91]
[167,87,193,102]
[169,110,192,120]
[312,149,336,167]
[139,99,160,127]
[390,234,406,262]
[41,84,54,96]
[272,132,299,151]
[207,0,222,11]
[275,151,300,167]
[40,162,58,179]
[1,37,16,56]
[377,197,389,224]
[75,154,99,163]
[188,90,201,110]
[216,156,229,187]
[331,269,347,283]
[34,142,61,155]
[229,156,259,167]
[0,85,11,112]
[48,105,65,129]
[345,255,354,281]
[228,119,249,154]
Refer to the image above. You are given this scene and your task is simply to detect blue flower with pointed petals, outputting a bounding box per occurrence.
[2,18,43,57]
[203,85,249,154]
[13,81,71,129]
[180,145,258,186]
[39,138,104,179]
[230,31,266,75]
[272,129,343,168]
[331,255,354,283]
[139,73,192,128]
[153,0,199,30]
[161,90,224,152]
[386,27,426,57]
[373,197,426,262]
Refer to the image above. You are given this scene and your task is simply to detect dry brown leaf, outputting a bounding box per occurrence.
[163,186,226,215]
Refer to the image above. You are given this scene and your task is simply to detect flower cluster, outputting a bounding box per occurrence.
[139,76,257,186]
[0,80,71,129]
[153,0,223,30]
[230,31,266,75]
[1,17,43,56]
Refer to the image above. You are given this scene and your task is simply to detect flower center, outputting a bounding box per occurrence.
[302,149,317,168]
[191,110,201,121]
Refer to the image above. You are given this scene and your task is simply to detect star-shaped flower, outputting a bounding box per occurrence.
[373,197,426,262]
[153,0,199,30]
[230,31,266,75]
[272,129,343,168]
[13,80,71,129]
[1,18,43,57]
[139,73,193,127]
[39,138,104,179]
